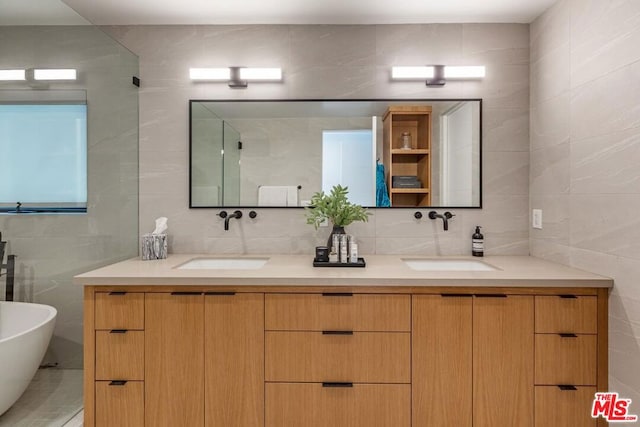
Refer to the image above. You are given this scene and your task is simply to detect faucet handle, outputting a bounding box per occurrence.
[414,211,423,219]
[218,210,228,219]
[444,211,455,219]
[249,211,257,219]
[233,210,243,218]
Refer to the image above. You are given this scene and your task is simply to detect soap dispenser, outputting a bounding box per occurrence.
[472,226,484,257]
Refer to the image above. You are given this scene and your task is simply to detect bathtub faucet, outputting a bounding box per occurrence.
[0,234,16,301]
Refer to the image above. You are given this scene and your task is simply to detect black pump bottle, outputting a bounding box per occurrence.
[472,226,484,257]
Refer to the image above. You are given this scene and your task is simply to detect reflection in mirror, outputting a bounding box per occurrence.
[190,99,481,208]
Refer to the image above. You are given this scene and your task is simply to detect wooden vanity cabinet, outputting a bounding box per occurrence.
[204,292,264,427]
[265,292,412,427]
[145,292,204,427]
[144,292,264,427]
[534,295,601,427]
[85,286,608,427]
[412,295,473,427]
[91,292,145,427]
[473,295,534,427]
[413,294,534,427]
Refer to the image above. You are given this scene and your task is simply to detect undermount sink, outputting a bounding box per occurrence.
[402,258,496,271]
[177,257,269,270]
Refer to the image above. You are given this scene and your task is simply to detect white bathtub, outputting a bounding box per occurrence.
[0,301,57,415]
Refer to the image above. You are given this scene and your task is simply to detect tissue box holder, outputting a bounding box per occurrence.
[141,233,167,260]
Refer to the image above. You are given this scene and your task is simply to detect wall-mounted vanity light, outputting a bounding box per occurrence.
[0,70,26,81]
[33,69,77,81]
[0,69,77,82]
[391,65,485,87]
[189,66,282,88]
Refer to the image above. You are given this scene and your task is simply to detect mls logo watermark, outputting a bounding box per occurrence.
[592,392,638,422]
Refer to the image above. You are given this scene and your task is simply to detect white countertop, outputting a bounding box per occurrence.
[74,254,613,288]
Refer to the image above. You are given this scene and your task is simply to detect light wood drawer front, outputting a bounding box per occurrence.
[95,381,144,427]
[95,331,144,380]
[266,382,410,427]
[266,331,410,383]
[535,296,597,334]
[265,293,410,331]
[535,386,597,427]
[95,292,144,330]
[535,334,597,385]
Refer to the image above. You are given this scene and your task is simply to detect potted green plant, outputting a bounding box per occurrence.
[305,184,370,246]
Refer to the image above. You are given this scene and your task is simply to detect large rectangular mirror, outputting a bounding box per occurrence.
[190,99,482,208]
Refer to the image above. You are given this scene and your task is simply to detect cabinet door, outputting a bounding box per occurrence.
[145,293,204,427]
[474,295,534,427]
[204,293,264,427]
[535,386,597,427]
[412,295,472,427]
[96,381,144,427]
[266,383,410,427]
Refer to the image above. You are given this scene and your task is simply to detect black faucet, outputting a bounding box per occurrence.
[428,211,455,231]
[0,232,16,301]
[219,210,243,231]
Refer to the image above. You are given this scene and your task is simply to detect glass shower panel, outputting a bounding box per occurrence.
[0,2,140,424]
[223,121,241,206]
[191,104,223,206]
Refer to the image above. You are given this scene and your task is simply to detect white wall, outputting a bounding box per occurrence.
[106,23,530,256]
[530,0,640,402]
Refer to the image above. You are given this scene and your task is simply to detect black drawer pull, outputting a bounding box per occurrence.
[441,293,473,298]
[558,385,577,391]
[205,291,236,296]
[110,329,128,334]
[559,294,578,299]
[322,382,353,388]
[109,380,127,386]
[322,330,354,335]
[108,291,127,295]
[171,291,202,295]
[559,333,578,338]
[322,292,353,297]
[475,294,507,298]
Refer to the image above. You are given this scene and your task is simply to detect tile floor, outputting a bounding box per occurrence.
[0,369,83,427]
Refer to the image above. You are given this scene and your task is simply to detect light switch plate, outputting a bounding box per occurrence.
[532,209,542,229]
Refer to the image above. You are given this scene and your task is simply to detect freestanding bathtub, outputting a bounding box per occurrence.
[0,301,57,415]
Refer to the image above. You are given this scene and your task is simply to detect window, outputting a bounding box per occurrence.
[0,94,87,213]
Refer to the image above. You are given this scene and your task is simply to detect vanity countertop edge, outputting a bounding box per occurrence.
[73,254,613,288]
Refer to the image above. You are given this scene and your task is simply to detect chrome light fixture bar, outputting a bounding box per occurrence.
[391,65,485,86]
[189,67,282,88]
[33,69,77,81]
[0,69,26,81]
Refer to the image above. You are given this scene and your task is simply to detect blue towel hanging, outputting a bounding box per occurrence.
[376,162,391,207]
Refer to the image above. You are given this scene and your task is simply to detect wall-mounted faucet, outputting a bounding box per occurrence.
[428,211,455,231]
[219,210,243,231]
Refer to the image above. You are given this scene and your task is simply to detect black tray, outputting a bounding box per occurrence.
[313,257,366,268]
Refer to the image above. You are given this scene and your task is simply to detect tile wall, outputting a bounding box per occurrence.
[530,0,640,402]
[105,23,530,256]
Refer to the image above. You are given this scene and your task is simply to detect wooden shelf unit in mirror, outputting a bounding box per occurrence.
[383,106,432,207]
